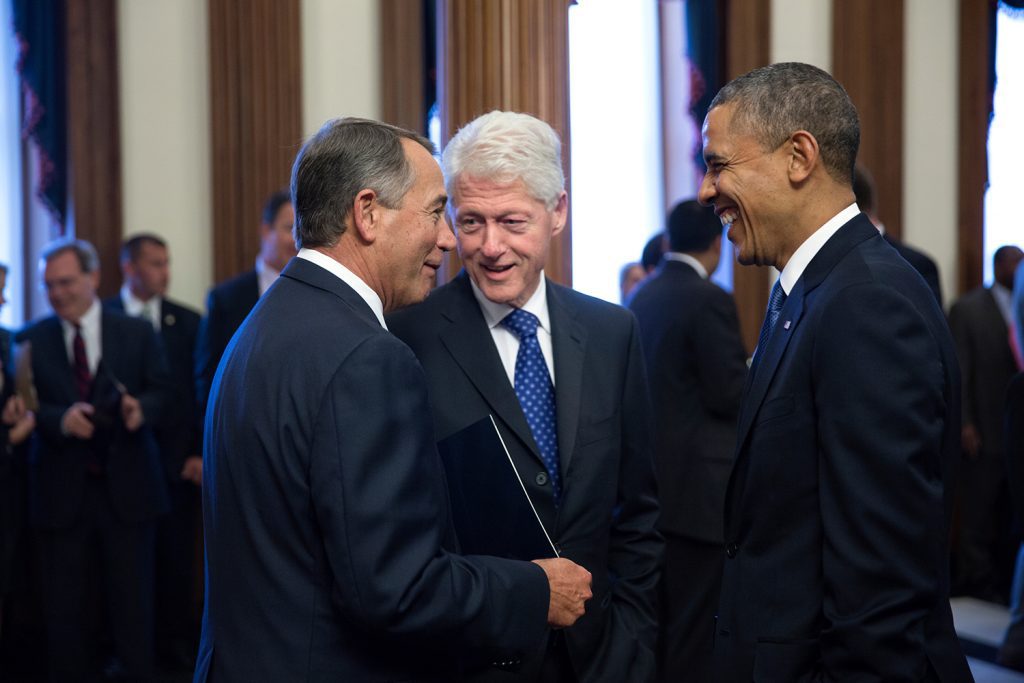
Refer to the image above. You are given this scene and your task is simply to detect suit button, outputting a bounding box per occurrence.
[535,472,549,486]
[725,542,738,558]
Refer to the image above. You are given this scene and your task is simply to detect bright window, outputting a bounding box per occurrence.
[1,0,25,328]
[985,4,1024,284]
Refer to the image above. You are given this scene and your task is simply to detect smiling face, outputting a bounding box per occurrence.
[376,139,455,311]
[259,201,297,272]
[698,103,791,269]
[43,249,99,323]
[124,240,170,300]
[452,176,566,308]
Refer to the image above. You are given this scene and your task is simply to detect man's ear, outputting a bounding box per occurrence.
[550,191,568,237]
[351,188,380,243]
[787,130,819,184]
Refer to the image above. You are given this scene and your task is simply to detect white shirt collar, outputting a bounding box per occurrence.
[779,204,860,295]
[992,282,1014,328]
[296,248,387,329]
[470,272,551,333]
[255,257,281,297]
[120,284,162,329]
[663,252,708,279]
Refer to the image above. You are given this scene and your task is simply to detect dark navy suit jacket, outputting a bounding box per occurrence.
[194,258,548,682]
[713,215,973,681]
[16,309,171,528]
[388,273,662,682]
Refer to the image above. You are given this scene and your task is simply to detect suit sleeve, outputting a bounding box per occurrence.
[135,322,172,430]
[692,289,748,418]
[308,334,549,661]
[592,315,663,679]
[815,283,951,678]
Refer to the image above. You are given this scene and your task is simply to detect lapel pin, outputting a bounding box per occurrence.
[783,320,791,330]
[164,314,176,326]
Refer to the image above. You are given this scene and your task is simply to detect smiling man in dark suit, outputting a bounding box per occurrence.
[388,111,662,682]
[18,238,171,681]
[195,117,592,683]
[628,199,747,682]
[698,63,972,681]
[105,233,203,671]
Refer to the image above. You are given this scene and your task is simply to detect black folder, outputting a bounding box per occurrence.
[437,415,558,560]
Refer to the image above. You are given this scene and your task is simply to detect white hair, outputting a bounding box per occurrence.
[442,111,565,210]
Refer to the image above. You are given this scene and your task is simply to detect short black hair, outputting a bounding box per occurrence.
[666,200,722,253]
[995,245,1024,269]
[120,233,168,263]
[262,189,293,226]
[641,233,666,272]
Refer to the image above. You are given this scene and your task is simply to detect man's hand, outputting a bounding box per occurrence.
[2,395,27,426]
[7,410,35,446]
[62,402,96,439]
[962,423,982,460]
[120,394,144,432]
[181,455,203,486]
[532,558,592,628]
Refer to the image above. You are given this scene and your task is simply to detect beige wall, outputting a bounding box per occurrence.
[118,0,381,312]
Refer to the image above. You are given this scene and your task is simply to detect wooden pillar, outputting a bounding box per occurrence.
[437,0,574,285]
[957,0,991,294]
[725,0,771,355]
[207,0,302,284]
[380,0,427,133]
[832,0,905,240]
[66,0,123,298]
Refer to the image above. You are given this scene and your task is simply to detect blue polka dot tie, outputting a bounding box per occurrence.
[752,279,787,373]
[501,308,561,504]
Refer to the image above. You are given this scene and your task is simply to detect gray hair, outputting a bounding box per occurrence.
[710,62,860,185]
[40,238,100,274]
[442,111,565,210]
[290,117,435,249]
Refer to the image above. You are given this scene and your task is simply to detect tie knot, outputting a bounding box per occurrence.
[501,308,540,340]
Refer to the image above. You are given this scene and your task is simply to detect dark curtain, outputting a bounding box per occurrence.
[12,0,67,228]
[685,0,724,167]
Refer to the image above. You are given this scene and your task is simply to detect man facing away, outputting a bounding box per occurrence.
[698,62,972,681]
[628,199,747,682]
[104,233,204,670]
[388,111,662,682]
[194,189,297,419]
[195,117,592,683]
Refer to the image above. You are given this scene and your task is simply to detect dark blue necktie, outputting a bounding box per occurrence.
[754,280,787,363]
[501,308,561,503]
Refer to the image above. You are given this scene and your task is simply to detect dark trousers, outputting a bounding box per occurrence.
[954,450,1013,600]
[154,479,201,658]
[41,477,156,682]
[658,534,722,683]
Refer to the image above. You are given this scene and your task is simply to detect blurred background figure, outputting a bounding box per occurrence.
[619,261,646,303]
[640,232,667,275]
[949,244,1024,602]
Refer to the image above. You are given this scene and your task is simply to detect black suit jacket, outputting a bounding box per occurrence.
[1005,373,1024,536]
[194,269,259,420]
[628,259,747,543]
[388,273,662,682]
[16,309,171,528]
[0,327,11,450]
[949,285,1018,457]
[713,215,972,681]
[104,295,202,478]
[194,258,548,683]
[885,234,943,308]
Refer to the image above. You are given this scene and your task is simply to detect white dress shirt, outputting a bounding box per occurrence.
[779,204,861,295]
[992,282,1014,329]
[60,298,102,375]
[120,284,162,331]
[663,252,709,280]
[256,257,281,297]
[470,273,555,388]
[296,248,387,329]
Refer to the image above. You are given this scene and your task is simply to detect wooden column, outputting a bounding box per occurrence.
[437,0,574,285]
[66,0,122,298]
[957,0,991,294]
[380,0,427,132]
[832,0,905,240]
[207,0,302,283]
[725,0,771,355]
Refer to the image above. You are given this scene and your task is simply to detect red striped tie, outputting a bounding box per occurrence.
[72,323,92,400]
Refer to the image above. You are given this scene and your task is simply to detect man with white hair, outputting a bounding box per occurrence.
[389,111,662,682]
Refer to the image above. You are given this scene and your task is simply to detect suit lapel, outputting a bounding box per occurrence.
[438,275,544,466]
[40,317,78,404]
[548,283,586,482]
